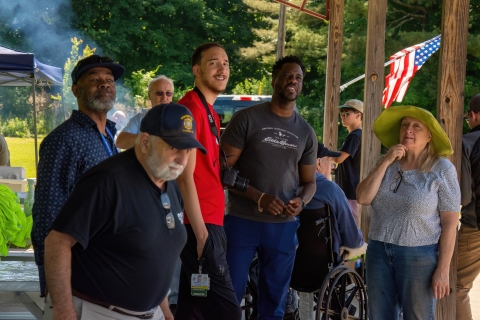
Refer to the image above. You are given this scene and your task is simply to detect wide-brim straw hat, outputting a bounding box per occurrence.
[373,105,453,157]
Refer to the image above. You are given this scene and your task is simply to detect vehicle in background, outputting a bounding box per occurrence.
[213,95,271,132]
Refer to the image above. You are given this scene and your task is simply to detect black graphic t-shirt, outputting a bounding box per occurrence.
[221,102,317,223]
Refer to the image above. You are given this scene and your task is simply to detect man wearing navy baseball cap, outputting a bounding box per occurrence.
[44,103,204,320]
[32,55,126,298]
[291,142,365,294]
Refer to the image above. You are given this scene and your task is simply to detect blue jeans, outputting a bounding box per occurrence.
[224,215,299,320]
[366,239,438,320]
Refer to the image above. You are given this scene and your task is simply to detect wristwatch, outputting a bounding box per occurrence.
[301,198,306,208]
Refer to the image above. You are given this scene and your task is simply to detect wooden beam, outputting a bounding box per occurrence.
[358,0,387,239]
[435,0,470,318]
[322,0,344,152]
[272,0,328,21]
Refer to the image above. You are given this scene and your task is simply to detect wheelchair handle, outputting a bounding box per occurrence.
[315,216,330,226]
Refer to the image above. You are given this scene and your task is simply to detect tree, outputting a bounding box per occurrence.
[61,38,97,114]
[70,0,262,90]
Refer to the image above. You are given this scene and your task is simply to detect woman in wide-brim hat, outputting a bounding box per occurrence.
[357,106,460,320]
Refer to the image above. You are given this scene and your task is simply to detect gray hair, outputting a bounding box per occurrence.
[148,75,174,92]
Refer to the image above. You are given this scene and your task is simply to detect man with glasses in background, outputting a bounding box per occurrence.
[32,55,125,300]
[457,94,480,320]
[116,75,174,149]
[44,104,205,320]
[331,99,363,225]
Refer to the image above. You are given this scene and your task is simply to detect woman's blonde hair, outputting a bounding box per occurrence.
[418,141,440,172]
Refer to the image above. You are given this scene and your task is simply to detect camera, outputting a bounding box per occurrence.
[221,167,249,192]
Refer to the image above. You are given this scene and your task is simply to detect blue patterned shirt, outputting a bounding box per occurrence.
[32,110,117,295]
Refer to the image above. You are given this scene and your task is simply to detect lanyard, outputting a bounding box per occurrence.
[99,126,117,157]
[193,86,219,140]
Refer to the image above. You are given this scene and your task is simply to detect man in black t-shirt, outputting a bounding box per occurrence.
[332,99,363,225]
[44,104,206,320]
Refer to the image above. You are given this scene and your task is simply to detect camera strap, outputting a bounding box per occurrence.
[193,86,219,140]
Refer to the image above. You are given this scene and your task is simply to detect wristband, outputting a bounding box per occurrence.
[258,193,265,212]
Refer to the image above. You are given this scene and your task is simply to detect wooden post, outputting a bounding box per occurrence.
[276,4,287,60]
[358,0,387,240]
[435,0,470,318]
[322,0,344,151]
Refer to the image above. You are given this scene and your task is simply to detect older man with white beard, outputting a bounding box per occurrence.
[43,104,205,320]
[32,55,125,299]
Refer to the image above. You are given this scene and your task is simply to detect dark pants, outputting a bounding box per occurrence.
[176,224,241,320]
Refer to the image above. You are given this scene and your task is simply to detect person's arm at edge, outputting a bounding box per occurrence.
[116,113,141,149]
[159,297,173,320]
[221,141,285,215]
[460,139,472,206]
[331,151,350,165]
[431,211,458,299]
[116,132,138,149]
[44,230,77,320]
[176,149,208,258]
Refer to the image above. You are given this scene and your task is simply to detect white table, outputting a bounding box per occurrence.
[0,254,41,320]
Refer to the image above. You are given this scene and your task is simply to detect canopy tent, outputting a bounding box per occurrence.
[0,45,63,168]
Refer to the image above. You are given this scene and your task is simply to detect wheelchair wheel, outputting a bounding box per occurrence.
[316,265,368,320]
[242,258,259,320]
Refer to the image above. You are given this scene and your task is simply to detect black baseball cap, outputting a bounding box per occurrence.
[140,103,207,154]
[71,55,125,84]
[467,94,480,113]
[317,143,341,158]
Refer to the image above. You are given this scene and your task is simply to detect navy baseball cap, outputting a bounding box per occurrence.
[71,55,125,84]
[317,143,341,158]
[140,103,207,154]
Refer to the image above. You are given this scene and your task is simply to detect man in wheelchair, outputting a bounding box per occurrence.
[290,143,366,293]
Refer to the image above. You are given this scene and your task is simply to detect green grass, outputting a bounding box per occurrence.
[6,137,44,178]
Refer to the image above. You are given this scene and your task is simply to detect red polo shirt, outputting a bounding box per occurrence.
[179,90,225,226]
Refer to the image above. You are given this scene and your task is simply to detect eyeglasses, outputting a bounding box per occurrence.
[464,110,478,123]
[154,91,173,97]
[340,111,355,118]
[390,170,403,193]
[161,193,175,229]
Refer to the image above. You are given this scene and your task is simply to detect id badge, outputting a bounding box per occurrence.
[191,273,209,297]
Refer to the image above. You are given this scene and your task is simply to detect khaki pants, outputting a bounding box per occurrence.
[456,225,480,320]
[43,295,164,320]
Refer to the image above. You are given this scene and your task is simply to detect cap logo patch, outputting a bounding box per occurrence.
[181,115,194,133]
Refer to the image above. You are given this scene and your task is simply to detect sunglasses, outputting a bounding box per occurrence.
[154,91,173,97]
[390,170,403,193]
[464,110,478,122]
[161,193,175,229]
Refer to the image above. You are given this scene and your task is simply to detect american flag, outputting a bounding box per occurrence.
[382,35,441,108]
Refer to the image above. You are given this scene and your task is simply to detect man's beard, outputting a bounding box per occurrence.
[77,87,115,113]
[199,71,227,95]
[146,145,185,181]
[275,85,299,102]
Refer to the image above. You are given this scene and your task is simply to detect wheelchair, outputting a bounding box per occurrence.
[242,206,368,320]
